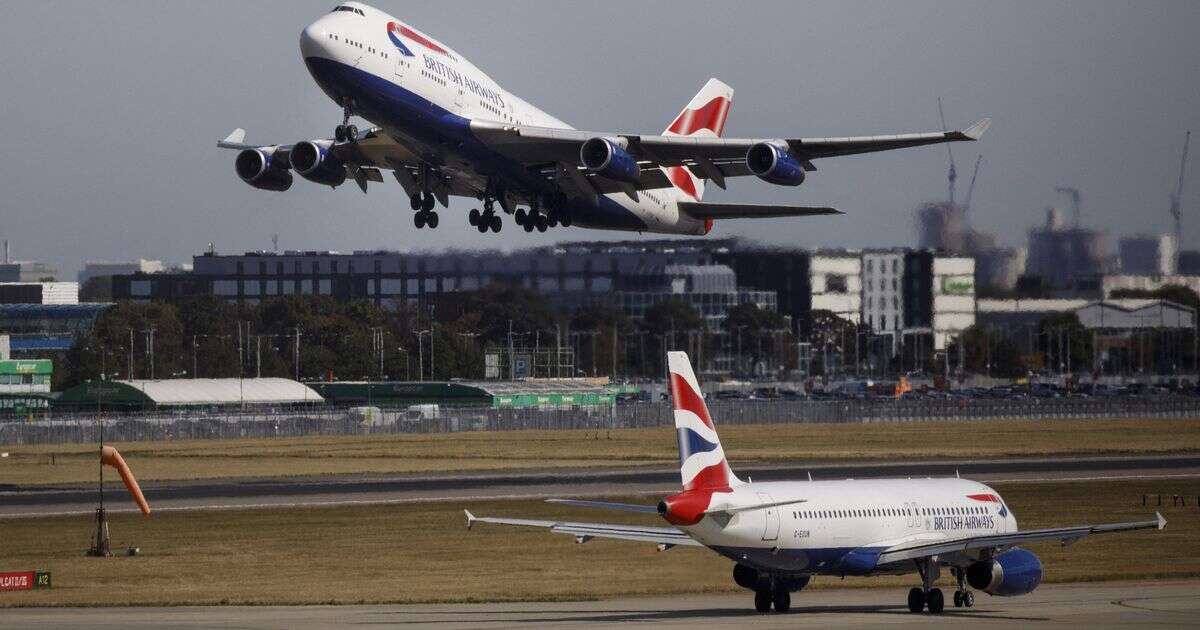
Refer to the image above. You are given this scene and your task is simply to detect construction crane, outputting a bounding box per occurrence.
[938,97,957,206]
[1056,186,1082,229]
[1169,131,1191,251]
[963,155,983,215]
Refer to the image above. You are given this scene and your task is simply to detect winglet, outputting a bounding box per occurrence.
[465,509,476,530]
[961,118,991,141]
[1156,512,1167,530]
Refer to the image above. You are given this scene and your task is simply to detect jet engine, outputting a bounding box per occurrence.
[580,137,640,184]
[290,141,347,187]
[235,148,293,191]
[733,564,810,592]
[966,548,1043,596]
[746,142,806,186]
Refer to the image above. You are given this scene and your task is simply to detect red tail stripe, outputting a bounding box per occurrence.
[967,494,1001,502]
[666,166,699,200]
[399,25,449,55]
[667,97,731,137]
[670,372,713,429]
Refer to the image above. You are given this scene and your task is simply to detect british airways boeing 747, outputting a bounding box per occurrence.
[219,2,989,236]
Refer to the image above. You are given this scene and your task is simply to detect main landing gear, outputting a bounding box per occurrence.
[908,558,950,614]
[952,567,975,608]
[514,203,570,233]
[468,199,502,233]
[753,585,791,614]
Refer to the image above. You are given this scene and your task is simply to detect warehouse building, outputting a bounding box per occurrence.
[55,378,323,411]
[309,378,622,409]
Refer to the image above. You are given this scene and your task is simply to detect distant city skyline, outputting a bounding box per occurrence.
[1,1,1197,277]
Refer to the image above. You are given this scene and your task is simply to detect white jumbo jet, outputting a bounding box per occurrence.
[219,2,991,236]
[466,351,1166,615]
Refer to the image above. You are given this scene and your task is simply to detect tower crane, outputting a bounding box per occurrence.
[938,97,957,206]
[963,155,983,215]
[1169,131,1191,251]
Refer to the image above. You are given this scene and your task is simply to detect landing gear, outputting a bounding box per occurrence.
[421,192,436,212]
[753,589,772,614]
[909,558,945,614]
[413,210,438,229]
[470,208,500,233]
[410,194,422,212]
[772,587,791,614]
[952,567,975,608]
[335,98,357,143]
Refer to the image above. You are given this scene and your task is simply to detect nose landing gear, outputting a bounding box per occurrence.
[334,97,358,143]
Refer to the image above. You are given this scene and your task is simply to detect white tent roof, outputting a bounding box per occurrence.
[115,378,323,406]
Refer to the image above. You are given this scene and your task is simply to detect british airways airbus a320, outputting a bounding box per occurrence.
[219,2,990,235]
[467,352,1166,615]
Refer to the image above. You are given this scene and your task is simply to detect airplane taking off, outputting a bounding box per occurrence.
[219,2,990,236]
[466,352,1165,614]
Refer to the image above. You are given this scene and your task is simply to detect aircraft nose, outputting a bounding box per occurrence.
[299,21,329,59]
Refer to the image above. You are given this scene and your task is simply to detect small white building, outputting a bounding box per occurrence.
[0,282,79,304]
[1119,235,1177,276]
[810,251,861,324]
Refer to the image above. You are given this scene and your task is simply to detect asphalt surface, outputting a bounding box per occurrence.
[2,580,1196,628]
[3,454,1199,517]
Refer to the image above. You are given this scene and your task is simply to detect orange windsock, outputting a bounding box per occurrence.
[101,446,151,515]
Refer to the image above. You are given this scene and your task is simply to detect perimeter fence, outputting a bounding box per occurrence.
[3,396,1198,446]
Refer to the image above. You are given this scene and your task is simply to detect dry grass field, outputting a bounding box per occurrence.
[3,416,1198,487]
[0,478,1196,607]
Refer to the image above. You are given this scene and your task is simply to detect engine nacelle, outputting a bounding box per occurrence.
[733,564,810,593]
[580,137,640,185]
[746,142,806,186]
[235,148,293,192]
[290,141,347,187]
[966,548,1043,596]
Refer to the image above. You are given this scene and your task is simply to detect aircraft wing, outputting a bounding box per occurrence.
[469,118,989,189]
[876,512,1166,565]
[464,510,702,548]
[679,202,840,220]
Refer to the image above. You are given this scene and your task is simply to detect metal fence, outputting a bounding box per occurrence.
[2,396,1198,446]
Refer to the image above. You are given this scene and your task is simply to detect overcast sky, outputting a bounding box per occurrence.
[2,1,1198,277]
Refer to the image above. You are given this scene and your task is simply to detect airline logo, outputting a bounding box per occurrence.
[968,493,1009,517]
[662,80,732,203]
[669,356,731,492]
[666,97,731,138]
[387,22,450,57]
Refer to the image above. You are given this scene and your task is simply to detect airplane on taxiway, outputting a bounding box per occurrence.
[466,351,1165,614]
[219,2,990,236]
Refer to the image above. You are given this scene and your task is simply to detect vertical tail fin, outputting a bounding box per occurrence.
[661,78,734,203]
[667,351,741,491]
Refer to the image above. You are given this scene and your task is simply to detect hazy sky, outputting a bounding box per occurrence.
[2,1,1198,277]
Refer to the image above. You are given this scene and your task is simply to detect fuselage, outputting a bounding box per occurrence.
[298,2,708,235]
[682,477,1017,576]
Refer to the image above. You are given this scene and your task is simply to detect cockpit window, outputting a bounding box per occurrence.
[332,5,365,16]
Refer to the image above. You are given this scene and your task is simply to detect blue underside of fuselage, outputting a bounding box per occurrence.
[711,545,888,577]
[303,56,650,232]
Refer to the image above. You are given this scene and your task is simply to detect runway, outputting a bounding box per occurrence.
[3,454,1198,517]
[2,580,1196,628]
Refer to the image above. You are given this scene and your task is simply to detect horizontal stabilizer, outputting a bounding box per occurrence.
[680,202,841,220]
[546,499,659,514]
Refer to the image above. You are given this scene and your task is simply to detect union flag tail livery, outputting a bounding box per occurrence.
[661,79,734,203]
[668,351,741,491]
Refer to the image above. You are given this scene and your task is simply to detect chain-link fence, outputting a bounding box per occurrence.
[3,396,1198,446]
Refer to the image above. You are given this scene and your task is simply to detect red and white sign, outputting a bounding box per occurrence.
[0,572,33,591]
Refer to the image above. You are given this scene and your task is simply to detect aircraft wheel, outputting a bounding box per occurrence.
[410,194,422,211]
[772,588,790,614]
[754,589,772,613]
[413,212,426,229]
[926,588,944,614]
[907,587,925,613]
[560,212,572,227]
[523,219,534,233]
[426,211,439,229]
[468,208,480,226]
[421,193,436,212]
[515,208,528,225]
[535,215,548,232]
[963,591,974,608]
[334,125,346,142]
[490,214,502,233]
[953,591,962,608]
[344,125,358,142]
